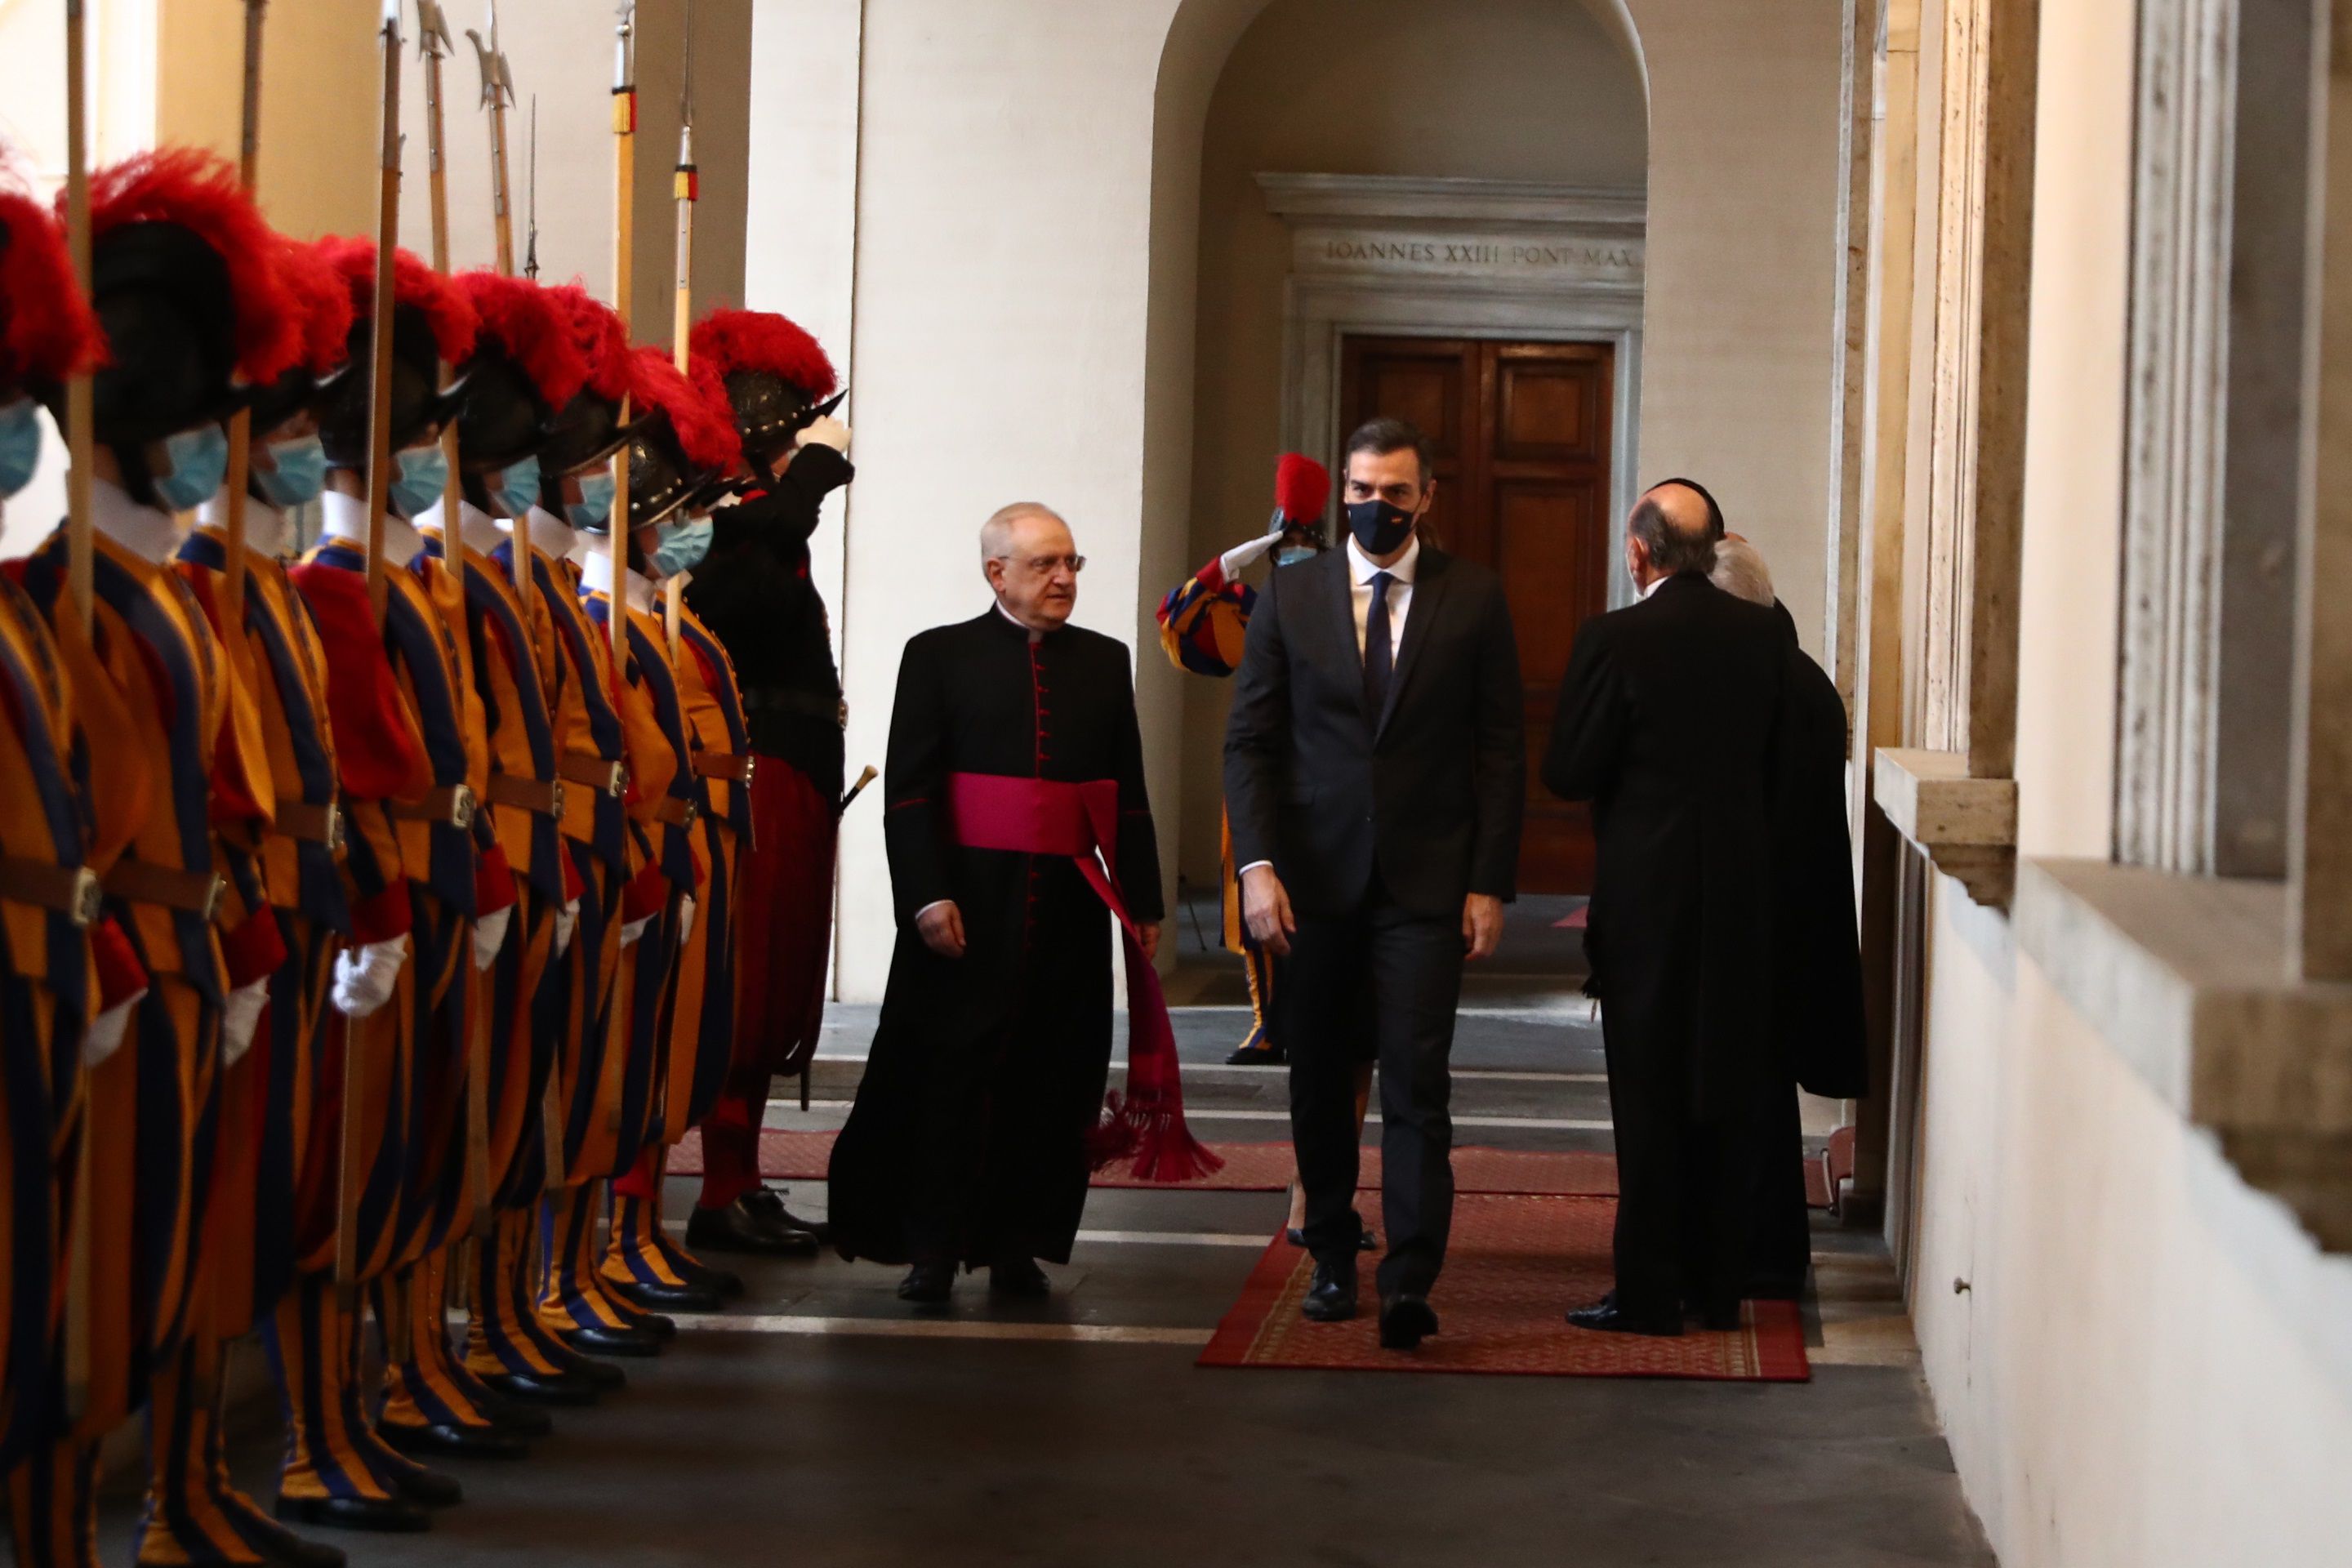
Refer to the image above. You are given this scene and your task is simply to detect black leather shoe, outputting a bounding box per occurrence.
[988,1258,1050,1298]
[615,1278,723,1313]
[686,1197,822,1257]
[483,1370,599,1405]
[741,1185,829,1240]
[479,1399,553,1438]
[563,1324,662,1358]
[546,1344,628,1387]
[624,1308,678,1339]
[1378,1294,1440,1351]
[897,1263,956,1303]
[385,1465,462,1509]
[1223,1040,1284,1066]
[1300,1261,1357,1322]
[234,1513,346,1568]
[380,1421,529,1462]
[666,1254,746,1297]
[274,1494,430,1535]
[1695,1300,1745,1333]
[1566,1299,1684,1337]
[1285,1223,1377,1251]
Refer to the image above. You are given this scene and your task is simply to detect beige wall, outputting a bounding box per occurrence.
[1174,0,1648,884]
[1901,1,2352,1561]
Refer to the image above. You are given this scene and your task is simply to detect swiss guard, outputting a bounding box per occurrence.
[274,236,487,1534]
[10,149,291,1568]
[1155,452,1330,1067]
[679,307,849,1254]
[0,172,149,1568]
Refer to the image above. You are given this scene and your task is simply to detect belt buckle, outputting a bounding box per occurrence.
[607,762,627,799]
[549,780,568,818]
[323,804,346,853]
[198,874,227,923]
[450,786,477,831]
[681,800,700,830]
[66,867,102,929]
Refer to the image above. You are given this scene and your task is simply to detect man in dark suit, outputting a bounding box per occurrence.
[1544,482,1793,1336]
[1223,417,1526,1351]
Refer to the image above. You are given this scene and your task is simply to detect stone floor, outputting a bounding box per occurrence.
[93,902,1992,1567]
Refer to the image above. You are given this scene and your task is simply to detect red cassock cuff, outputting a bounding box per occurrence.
[621,859,670,923]
[219,903,290,990]
[91,916,147,1009]
[474,843,519,917]
[350,884,415,946]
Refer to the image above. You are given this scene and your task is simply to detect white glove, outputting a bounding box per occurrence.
[677,895,696,946]
[473,906,514,971]
[554,898,580,958]
[1218,524,1286,581]
[795,415,850,456]
[619,915,652,948]
[84,989,145,1067]
[220,978,270,1067]
[332,936,408,1019]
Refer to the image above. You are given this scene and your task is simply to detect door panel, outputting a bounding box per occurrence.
[1341,335,1615,895]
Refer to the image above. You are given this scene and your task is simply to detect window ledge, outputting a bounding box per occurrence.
[2016,858,2352,1253]
[1873,747,2019,906]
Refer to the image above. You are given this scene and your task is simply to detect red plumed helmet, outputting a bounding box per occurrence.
[628,346,741,474]
[545,283,632,402]
[688,307,837,400]
[452,271,590,410]
[80,148,302,386]
[312,236,478,367]
[0,182,101,391]
[1275,453,1330,526]
[273,235,356,379]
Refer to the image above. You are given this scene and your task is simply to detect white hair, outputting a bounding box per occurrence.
[1710,536,1776,608]
[980,501,1066,564]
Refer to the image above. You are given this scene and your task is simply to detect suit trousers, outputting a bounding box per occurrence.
[1284,880,1464,1299]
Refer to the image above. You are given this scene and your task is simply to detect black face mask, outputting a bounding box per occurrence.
[1346,497,1416,556]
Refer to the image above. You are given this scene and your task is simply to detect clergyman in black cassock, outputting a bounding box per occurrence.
[1544,483,1793,1335]
[828,506,1164,1298]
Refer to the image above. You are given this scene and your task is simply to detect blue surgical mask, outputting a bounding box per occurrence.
[252,433,328,510]
[0,398,42,498]
[386,442,448,519]
[646,515,714,578]
[1275,546,1318,568]
[565,469,617,531]
[488,455,541,519]
[150,424,232,513]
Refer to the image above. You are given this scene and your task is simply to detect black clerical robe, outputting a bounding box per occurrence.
[828,608,1163,1269]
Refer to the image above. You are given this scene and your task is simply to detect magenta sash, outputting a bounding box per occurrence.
[947,772,1220,1183]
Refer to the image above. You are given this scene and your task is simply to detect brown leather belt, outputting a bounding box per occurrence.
[275,800,345,851]
[0,858,105,928]
[386,785,479,830]
[105,859,228,921]
[557,753,628,798]
[653,797,701,830]
[485,774,567,817]
[693,753,755,785]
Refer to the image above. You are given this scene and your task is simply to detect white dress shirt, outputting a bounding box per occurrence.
[1348,532,1420,661]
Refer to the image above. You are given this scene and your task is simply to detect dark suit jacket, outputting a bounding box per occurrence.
[1771,627,1869,1099]
[1223,544,1525,919]
[1544,572,1788,1117]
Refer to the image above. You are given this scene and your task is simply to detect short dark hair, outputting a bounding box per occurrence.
[1629,495,1717,577]
[1343,416,1433,488]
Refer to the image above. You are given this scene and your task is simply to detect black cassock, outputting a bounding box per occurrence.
[828,608,1163,1269]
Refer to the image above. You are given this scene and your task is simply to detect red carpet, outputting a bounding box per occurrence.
[666,1129,1833,1206]
[666,1129,1619,1195]
[1197,1194,1811,1381]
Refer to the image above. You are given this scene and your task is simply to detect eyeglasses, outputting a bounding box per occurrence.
[1004,553,1086,577]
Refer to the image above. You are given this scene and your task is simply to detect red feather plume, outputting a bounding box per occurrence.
[628,346,740,474]
[452,272,590,410]
[78,148,303,386]
[688,307,837,401]
[544,283,631,402]
[685,357,746,476]
[274,236,355,378]
[1274,452,1330,524]
[313,237,478,368]
[0,183,101,389]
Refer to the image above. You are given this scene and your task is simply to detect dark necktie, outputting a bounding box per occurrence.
[1363,569,1395,722]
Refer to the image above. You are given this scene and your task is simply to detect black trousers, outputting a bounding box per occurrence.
[1283,882,1464,1299]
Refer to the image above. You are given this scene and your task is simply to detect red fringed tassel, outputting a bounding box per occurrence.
[1087,1090,1223,1183]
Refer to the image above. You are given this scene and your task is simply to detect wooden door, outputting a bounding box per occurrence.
[1340,336,1615,895]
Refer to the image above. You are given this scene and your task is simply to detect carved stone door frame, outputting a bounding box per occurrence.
[1257,174,1647,608]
